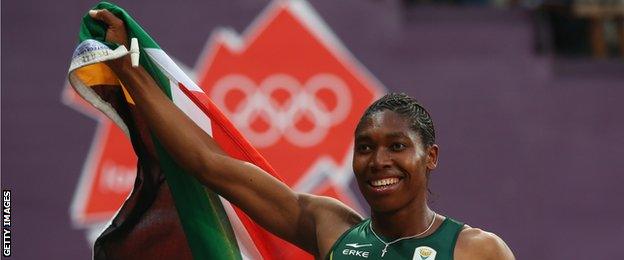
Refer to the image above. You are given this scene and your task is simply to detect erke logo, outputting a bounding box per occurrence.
[345,243,372,249]
[413,246,437,260]
[342,249,370,258]
[342,243,372,258]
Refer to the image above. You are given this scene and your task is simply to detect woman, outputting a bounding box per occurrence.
[89,9,514,260]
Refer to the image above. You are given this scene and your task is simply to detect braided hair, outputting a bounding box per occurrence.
[356,93,436,148]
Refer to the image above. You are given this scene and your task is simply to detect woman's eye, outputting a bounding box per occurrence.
[390,143,406,151]
[356,144,372,153]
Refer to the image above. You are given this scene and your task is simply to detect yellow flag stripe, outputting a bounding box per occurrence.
[75,63,135,104]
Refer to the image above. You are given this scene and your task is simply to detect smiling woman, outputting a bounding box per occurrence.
[89,8,515,259]
[352,94,436,216]
[355,115,430,213]
[328,93,514,259]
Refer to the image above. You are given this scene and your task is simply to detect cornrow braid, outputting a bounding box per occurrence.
[357,93,436,147]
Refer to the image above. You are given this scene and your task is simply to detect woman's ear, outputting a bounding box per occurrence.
[426,144,439,171]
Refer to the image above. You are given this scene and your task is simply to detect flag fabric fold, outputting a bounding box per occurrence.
[68,2,302,259]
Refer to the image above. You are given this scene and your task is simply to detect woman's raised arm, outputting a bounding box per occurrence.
[88,9,360,256]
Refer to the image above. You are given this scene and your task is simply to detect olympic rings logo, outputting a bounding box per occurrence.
[211,73,352,148]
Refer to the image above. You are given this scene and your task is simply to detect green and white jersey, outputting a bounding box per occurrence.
[327,217,464,260]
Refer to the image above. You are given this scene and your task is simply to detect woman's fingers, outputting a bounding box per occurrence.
[89,9,128,47]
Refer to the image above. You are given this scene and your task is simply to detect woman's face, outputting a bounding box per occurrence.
[352,110,438,213]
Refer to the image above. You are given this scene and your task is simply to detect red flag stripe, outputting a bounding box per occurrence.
[178,82,305,260]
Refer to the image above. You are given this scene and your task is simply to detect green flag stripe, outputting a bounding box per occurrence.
[155,141,242,260]
[81,2,242,259]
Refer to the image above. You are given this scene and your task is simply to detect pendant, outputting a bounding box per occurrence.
[381,245,388,257]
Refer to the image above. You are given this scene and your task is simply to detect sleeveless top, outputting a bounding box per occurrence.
[326,217,464,260]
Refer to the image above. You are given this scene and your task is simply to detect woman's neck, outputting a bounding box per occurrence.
[370,200,434,239]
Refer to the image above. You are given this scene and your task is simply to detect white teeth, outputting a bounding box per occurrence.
[370,178,399,187]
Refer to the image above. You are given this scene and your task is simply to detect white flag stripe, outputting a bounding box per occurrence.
[219,197,263,260]
[147,47,263,259]
[145,48,204,92]
[170,80,213,136]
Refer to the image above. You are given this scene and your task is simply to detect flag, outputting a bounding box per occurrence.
[68,2,304,259]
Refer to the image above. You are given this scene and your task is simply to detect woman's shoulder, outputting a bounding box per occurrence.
[299,194,363,259]
[453,225,515,260]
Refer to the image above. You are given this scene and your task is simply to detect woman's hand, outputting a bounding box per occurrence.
[88,9,132,72]
[89,9,129,48]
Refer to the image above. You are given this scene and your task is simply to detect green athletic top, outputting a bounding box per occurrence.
[326,217,464,260]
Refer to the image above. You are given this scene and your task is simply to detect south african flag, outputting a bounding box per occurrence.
[68,2,301,259]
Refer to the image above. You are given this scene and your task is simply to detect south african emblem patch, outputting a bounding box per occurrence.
[413,246,437,260]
